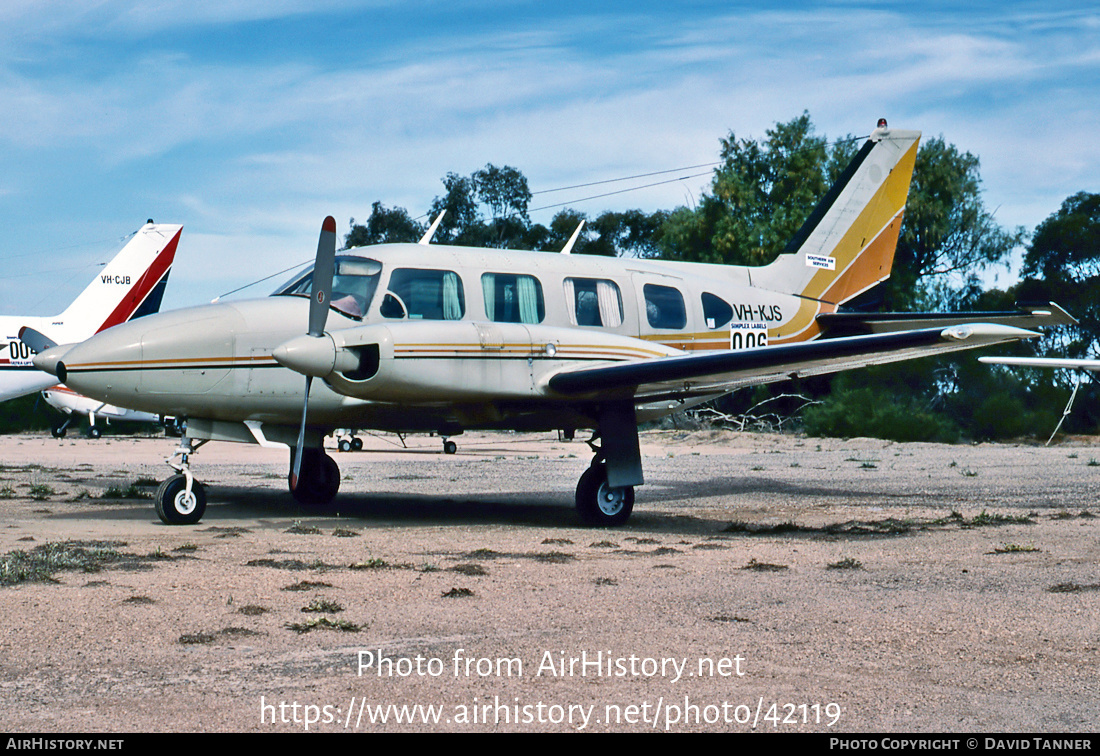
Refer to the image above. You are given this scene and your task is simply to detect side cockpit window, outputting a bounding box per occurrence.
[701,292,733,329]
[381,268,465,320]
[643,284,686,330]
[273,256,382,320]
[482,273,544,324]
[565,278,623,327]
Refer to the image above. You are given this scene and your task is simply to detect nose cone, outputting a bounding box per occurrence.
[32,344,73,378]
[273,333,337,378]
[50,302,247,409]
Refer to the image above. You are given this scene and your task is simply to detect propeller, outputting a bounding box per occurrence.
[290,216,337,491]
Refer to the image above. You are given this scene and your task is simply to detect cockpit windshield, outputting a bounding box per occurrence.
[273,256,383,320]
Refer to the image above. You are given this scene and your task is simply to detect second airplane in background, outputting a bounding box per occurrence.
[3,221,181,401]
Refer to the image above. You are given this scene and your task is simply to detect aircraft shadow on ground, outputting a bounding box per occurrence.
[49,473,934,537]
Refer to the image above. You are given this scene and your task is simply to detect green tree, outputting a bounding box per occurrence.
[344,202,424,248]
[889,137,1024,310]
[659,112,836,266]
[1018,192,1100,359]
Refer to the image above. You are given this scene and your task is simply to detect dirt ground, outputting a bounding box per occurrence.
[0,428,1097,733]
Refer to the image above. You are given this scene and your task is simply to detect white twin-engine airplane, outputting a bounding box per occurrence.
[41,384,168,439]
[33,125,1074,526]
[1,222,181,402]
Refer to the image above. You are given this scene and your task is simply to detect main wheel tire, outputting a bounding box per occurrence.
[290,449,340,505]
[575,463,634,526]
[87,427,102,439]
[338,438,353,453]
[155,474,207,525]
[351,436,363,451]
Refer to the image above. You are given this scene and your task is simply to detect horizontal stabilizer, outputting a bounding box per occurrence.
[817,302,1076,337]
[979,356,1100,372]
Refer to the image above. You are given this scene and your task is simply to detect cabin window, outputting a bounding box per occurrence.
[381,268,465,320]
[564,278,623,327]
[482,273,544,324]
[643,284,686,330]
[701,292,733,329]
[273,256,383,320]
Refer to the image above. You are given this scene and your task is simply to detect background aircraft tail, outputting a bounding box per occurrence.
[750,126,920,308]
[57,222,181,334]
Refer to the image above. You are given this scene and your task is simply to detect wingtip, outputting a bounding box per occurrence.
[322,216,337,233]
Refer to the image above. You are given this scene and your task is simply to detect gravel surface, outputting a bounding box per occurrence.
[0,429,1097,733]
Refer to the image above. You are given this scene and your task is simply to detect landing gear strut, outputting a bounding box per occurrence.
[155,437,208,525]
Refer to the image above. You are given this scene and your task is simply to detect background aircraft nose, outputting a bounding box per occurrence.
[31,344,71,377]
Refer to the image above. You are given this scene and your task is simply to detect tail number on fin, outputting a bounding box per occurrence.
[730,323,768,350]
[100,275,132,285]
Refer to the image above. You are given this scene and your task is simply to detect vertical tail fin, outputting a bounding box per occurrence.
[751,126,920,307]
[57,222,181,334]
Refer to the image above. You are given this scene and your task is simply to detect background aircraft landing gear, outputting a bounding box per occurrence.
[575,460,634,526]
[289,447,340,505]
[442,438,457,454]
[155,473,207,525]
[337,435,364,452]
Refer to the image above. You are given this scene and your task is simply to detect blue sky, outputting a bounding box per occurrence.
[1,1,1097,315]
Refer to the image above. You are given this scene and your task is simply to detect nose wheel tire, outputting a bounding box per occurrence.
[575,463,634,526]
[155,474,207,525]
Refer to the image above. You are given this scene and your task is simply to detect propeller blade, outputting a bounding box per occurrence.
[309,216,337,338]
[293,216,337,491]
[290,375,313,490]
[18,326,58,353]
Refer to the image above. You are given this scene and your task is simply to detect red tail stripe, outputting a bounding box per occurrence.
[95,227,181,333]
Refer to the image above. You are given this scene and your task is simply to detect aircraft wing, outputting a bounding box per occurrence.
[548,324,1038,400]
[979,356,1100,372]
[816,302,1076,337]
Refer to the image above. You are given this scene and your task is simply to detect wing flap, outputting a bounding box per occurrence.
[548,324,1039,399]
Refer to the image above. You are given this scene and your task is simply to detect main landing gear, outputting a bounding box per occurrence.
[575,458,634,526]
[574,405,642,527]
[289,447,340,505]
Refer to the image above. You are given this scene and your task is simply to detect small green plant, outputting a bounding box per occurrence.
[742,558,788,572]
[827,557,863,569]
[102,484,151,500]
[302,598,344,613]
[286,617,361,634]
[28,484,54,500]
[991,543,1041,554]
[350,558,388,570]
